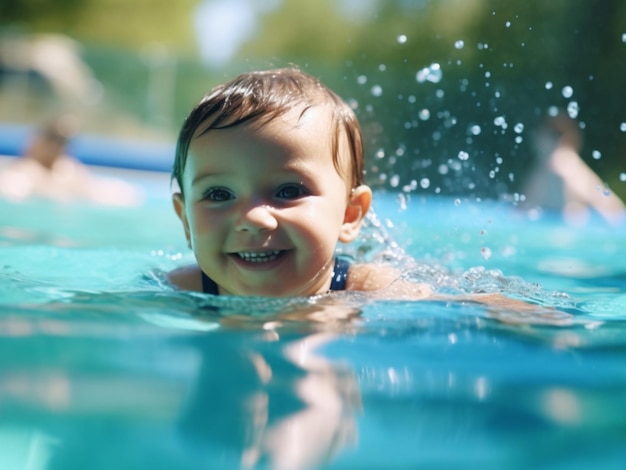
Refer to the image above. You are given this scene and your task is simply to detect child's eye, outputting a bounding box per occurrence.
[276,184,308,200]
[204,187,234,202]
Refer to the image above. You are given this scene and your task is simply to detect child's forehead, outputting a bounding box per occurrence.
[192,100,334,138]
[190,106,334,156]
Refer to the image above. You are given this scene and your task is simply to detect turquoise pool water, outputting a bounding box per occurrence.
[1,175,625,470]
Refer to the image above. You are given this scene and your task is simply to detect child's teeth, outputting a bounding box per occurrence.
[238,250,280,262]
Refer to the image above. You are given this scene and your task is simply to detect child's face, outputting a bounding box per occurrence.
[174,104,370,297]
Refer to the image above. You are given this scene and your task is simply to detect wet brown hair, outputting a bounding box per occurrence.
[172,67,364,194]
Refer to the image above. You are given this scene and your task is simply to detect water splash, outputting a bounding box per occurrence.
[416,63,442,83]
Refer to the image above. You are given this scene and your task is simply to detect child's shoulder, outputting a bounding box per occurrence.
[167,264,203,291]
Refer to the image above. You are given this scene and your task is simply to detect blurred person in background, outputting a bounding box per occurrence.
[521,114,625,226]
[0,114,143,206]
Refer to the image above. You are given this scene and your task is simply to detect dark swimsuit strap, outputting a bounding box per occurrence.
[201,257,350,295]
[201,270,219,295]
[329,257,350,291]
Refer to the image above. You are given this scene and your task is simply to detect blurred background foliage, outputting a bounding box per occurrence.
[0,0,625,199]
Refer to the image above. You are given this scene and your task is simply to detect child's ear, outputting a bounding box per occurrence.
[339,185,372,243]
[172,192,192,249]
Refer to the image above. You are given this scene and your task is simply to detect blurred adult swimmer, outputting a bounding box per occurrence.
[0,115,143,206]
[522,114,625,226]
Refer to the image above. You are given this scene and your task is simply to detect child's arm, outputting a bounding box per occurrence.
[346,263,574,325]
[346,263,433,299]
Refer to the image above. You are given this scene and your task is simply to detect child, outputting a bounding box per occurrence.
[168,67,413,297]
[166,67,574,319]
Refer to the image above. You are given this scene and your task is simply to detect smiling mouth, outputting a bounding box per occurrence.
[233,250,284,263]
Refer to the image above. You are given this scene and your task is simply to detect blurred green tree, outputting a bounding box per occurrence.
[2,0,624,200]
[233,0,626,199]
[0,0,197,52]
[0,0,90,28]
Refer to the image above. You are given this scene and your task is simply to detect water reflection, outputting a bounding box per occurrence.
[179,331,359,469]
[0,296,362,470]
[1,294,626,469]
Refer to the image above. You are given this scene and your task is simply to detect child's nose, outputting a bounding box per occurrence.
[235,203,278,232]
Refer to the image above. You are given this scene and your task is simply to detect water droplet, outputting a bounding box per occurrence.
[397,34,407,44]
[470,125,482,135]
[378,64,386,72]
[397,193,407,210]
[548,106,559,117]
[545,81,553,89]
[592,150,602,160]
[454,40,465,49]
[458,151,469,161]
[489,170,496,179]
[416,63,442,83]
[454,198,461,206]
[620,173,626,182]
[481,247,492,260]
[567,101,579,119]
[562,86,574,98]
[494,116,507,128]
[375,148,385,159]
[390,175,400,187]
[357,75,367,85]
[505,21,511,28]
[602,186,611,197]
[622,33,626,43]
[514,123,524,133]
[420,178,430,189]
[419,108,431,120]
[620,122,626,132]
[371,85,383,97]
[438,164,449,175]
[515,136,523,144]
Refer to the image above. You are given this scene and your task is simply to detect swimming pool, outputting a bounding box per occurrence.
[1,172,625,470]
